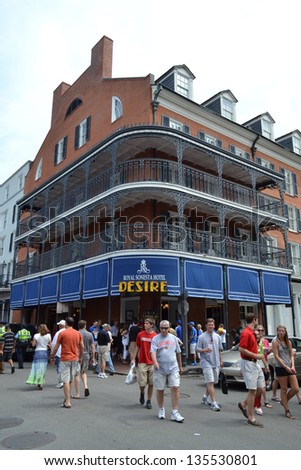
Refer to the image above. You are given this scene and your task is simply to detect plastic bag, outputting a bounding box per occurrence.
[125,364,137,385]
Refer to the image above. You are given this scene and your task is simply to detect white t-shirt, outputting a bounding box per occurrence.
[34,333,51,351]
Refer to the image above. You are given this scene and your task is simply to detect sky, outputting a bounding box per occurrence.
[1,0,300,185]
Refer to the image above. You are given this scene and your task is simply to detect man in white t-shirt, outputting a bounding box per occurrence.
[51,320,66,388]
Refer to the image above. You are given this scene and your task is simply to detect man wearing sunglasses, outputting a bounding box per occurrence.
[150,320,184,422]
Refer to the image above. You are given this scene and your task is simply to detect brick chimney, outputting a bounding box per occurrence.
[91,36,113,78]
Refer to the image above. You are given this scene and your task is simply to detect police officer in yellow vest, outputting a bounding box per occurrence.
[15,325,31,369]
[0,322,5,374]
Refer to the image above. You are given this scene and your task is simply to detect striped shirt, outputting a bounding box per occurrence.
[3,331,15,352]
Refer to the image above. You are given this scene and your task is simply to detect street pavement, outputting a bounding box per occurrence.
[0,361,301,450]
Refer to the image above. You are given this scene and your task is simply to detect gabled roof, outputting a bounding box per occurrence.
[276,129,301,141]
[243,112,275,126]
[155,65,196,83]
[201,89,238,106]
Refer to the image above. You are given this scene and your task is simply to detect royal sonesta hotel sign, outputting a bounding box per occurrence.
[111,256,180,296]
[119,259,167,293]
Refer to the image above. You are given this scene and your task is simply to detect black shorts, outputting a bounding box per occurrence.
[3,352,13,362]
[275,366,295,377]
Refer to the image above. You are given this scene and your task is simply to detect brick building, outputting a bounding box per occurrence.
[10,36,301,349]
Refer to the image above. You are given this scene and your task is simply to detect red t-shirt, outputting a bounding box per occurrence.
[57,328,82,362]
[239,325,257,359]
[136,330,157,364]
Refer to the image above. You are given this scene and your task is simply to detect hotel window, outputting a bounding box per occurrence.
[54,137,68,165]
[176,73,189,97]
[2,211,8,229]
[75,116,91,149]
[222,97,234,120]
[229,145,250,159]
[112,96,123,122]
[5,186,9,201]
[35,159,43,180]
[199,131,222,148]
[280,168,298,196]
[18,174,24,190]
[262,119,272,139]
[290,243,301,276]
[256,157,275,170]
[162,116,190,134]
[293,136,301,155]
[285,204,301,232]
[0,238,4,256]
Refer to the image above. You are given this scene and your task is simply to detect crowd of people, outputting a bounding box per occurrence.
[0,315,300,426]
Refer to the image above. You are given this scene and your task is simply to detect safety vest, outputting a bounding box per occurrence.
[0,326,5,339]
[17,329,31,342]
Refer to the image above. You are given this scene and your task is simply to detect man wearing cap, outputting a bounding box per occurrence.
[51,319,66,388]
[15,325,31,369]
[188,321,197,366]
[175,319,183,342]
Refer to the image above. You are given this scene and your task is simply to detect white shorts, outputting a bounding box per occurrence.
[190,343,197,355]
[203,366,219,384]
[153,371,180,390]
[60,361,80,383]
[240,359,265,390]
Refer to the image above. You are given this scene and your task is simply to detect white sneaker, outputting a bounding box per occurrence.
[210,401,221,412]
[202,395,211,406]
[97,373,104,378]
[55,383,63,388]
[158,408,165,419]
[171,411,184,422]
[255,407,263,416]
[103,373,108,379]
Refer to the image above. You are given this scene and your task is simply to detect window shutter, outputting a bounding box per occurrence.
[229,145,235,154]
[293,173,298,196]
[256,157,262,165]
[216,139,222,148]
[198,131,205,141]
[162,116,170,127]
[183,125,190,134]
[269,163,275,171]
[296,208,301,232]
[63,136,68,160]
[244,152,251,160]
[86,116,91,141]
[74,125,80,149]
[54,143,59,165]
[280,168,286,191]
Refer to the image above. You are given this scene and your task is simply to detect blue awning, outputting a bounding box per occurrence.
[262,271,291,304]
[227,267,260,302]
[40,274,59,305]
[185,261,224,299]
[111,256,180,296]
[83,261,109,299]
[24,279,40,306]
[10,282,25,308]
[59,268,81,302]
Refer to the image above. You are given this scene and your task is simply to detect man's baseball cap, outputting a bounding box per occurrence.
[57,320,66,326]
[188,321,195,326]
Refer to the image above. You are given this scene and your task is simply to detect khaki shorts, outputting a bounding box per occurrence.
[153,370,180,390]
[137,363,154,387]
[80,357,89,374]
[60,361,80,383]
[203,366,219,384]
[98,345,109,363]
[240,359,265,390]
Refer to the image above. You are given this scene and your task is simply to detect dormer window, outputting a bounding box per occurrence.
[156,65,195,99]
[262,119,272,139]
[243,113,275,140]
[202,90,237,122]
[293,135,301,155]
[276,130,301,155]
[222,97,234,120]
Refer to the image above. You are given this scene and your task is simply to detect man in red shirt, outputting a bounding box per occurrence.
[51,317,84,409]
[131,317,157,409]
[238,312,265,427]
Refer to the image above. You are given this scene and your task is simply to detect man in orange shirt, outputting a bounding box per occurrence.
[51,317,84,409]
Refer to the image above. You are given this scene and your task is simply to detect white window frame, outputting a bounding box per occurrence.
[222,97,233,120]
[78,118,89,148]
[287,205,298,232]
[290,243,301,276]
[56,138,66,164]
[262,119,272,139]
[176,73,189,97]
[293,136,301,155]
[18,174,23,190]
[111,96,123,122]
[259,158,274,170]
[35,159,43,181]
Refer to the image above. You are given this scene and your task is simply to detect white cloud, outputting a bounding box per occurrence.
[1,0,301,184]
